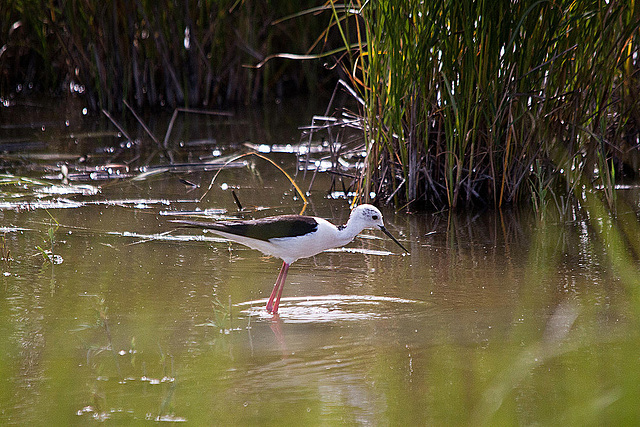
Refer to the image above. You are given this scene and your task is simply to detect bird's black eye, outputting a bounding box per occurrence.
[372,215,379,220]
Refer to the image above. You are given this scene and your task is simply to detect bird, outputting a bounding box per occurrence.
[171,204,408,314]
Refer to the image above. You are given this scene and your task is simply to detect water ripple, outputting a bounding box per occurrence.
[236,294,428,323]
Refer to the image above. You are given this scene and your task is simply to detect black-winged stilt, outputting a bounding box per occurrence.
[172,204,408,314]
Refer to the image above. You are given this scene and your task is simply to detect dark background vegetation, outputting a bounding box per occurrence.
[0,0,337,110]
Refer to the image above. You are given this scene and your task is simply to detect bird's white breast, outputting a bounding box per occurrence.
[267,218,347,264]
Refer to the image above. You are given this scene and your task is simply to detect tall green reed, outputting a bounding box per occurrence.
[332,0,639,211]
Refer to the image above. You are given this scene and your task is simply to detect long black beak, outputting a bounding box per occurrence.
[379,225,409,254]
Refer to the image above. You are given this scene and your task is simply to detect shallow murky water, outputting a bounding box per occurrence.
[1,98,640,424]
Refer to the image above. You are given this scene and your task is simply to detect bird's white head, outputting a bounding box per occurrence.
[349,204,385,230]
[348,204,409,253]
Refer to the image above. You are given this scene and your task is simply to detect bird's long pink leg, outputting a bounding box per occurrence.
[266,262,289,313]
[271,262,289,314]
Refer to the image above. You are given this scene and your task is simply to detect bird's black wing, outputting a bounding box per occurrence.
[172,215,318,241]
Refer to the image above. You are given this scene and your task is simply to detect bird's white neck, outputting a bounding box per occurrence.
[335,216,366,245]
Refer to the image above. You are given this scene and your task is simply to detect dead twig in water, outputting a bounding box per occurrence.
[231,190,243,211]
[163,107,233,150]
[123,100,174,163]
[101,109,133,142]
